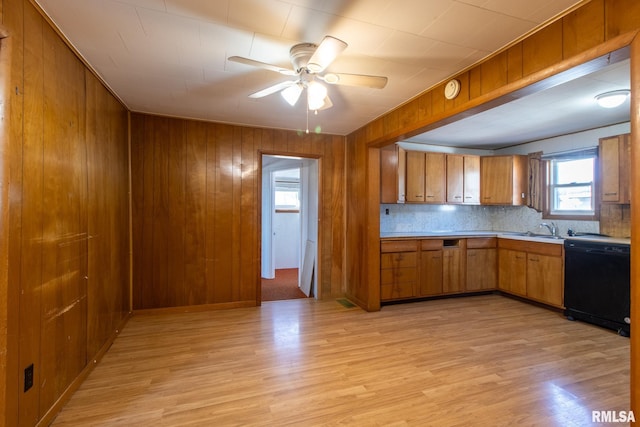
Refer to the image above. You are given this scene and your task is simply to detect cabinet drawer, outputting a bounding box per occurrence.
[498,238,562,256]
[381,240,418,253]
[381,282,415,300]
[381,252,417,268]
[467,237,497,249]
[381,267,417,285]
[421,239,444,250]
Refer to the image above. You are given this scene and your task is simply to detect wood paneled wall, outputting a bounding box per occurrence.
[130,114,345,310]
[2,0,131,425]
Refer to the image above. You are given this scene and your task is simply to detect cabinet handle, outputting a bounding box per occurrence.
[529,257,539,262]
[426,195,435,198]
[515,255,525,259]
[454,196,462,199]
[483,196,491,200]
[464,196,472,199]
[604,192,618,196]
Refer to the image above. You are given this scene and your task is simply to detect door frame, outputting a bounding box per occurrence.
[258,151,322,304]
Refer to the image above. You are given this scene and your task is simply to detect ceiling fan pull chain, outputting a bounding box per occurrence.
[306,93,310,134]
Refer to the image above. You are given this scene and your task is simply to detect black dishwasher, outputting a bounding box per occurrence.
[564,238,630,336]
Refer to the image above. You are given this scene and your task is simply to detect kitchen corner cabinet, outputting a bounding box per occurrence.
[406,151,446,203]
[480,155,527,205]
[446,154,480,204]
[498,238,564,308]
[466,238,497,291]
[599,134,630,204]
[380,240,418,301]
[380,145,406,204]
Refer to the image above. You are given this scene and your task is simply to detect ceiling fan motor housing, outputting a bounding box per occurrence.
[289,43,317,74]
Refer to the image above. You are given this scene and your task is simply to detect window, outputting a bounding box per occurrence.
[274,168,300,212]
[543,149,597,220]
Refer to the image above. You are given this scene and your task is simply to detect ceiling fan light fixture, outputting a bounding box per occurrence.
[307,81,328,110]
[595,90,630,108]
[281,83,303,106]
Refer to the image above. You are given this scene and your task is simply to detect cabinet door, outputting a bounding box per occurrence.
[466,248,496,290]
[419,250,443,296]
[600,135,630,204]
[480,156,526,205]
[498,249,527,296]
[463,155,480,204]
[406,151,425,202]
[442,248,462,293]
[424,152,446,203]
[380,146,406,203]
[446,155,464,203]
[481,156,512,204]
[526,254,563,307]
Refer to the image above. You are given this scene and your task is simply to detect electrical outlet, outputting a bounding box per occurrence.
[24,364,33,392]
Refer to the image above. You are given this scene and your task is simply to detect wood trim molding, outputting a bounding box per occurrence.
[133,300,257,315]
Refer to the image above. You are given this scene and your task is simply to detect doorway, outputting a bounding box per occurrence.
[261,155,319,301]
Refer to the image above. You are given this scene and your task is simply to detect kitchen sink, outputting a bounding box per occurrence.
[503,231,562,239]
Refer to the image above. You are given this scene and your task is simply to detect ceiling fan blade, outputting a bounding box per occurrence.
[318,95,333,111]
[228,56,296,76]
[307,36,348,73]
[321,72,388,89]
[249,81,296,99]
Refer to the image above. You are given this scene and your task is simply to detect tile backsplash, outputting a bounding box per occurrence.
[380,204,600,237]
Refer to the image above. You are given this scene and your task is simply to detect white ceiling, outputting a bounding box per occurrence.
[35,0,606,143]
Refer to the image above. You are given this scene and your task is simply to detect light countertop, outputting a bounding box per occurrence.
[380,230,631,246]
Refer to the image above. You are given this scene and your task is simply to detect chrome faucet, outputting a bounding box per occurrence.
[540,222,558,237]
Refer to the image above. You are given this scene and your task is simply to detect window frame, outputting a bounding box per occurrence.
[274,178,301,213]
[542,150,599,221]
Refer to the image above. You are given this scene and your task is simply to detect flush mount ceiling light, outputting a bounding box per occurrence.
[595,90,630,108]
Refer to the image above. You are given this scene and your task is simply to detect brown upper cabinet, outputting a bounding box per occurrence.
[406,151,446,203]
[480,155,528,205]
[599,134,630,204]
[446,154,480,204]
[380,145,406,204]
[382,149,525,206]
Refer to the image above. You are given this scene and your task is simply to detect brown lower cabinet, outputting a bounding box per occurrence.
[498,238,564,308]
[380,240,418,300]
[466,238,497,291]
[498,249,527,296]
[419,240,443,296]
[380,236,563,308]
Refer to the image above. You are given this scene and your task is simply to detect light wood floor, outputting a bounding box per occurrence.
[51,295,630,426]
